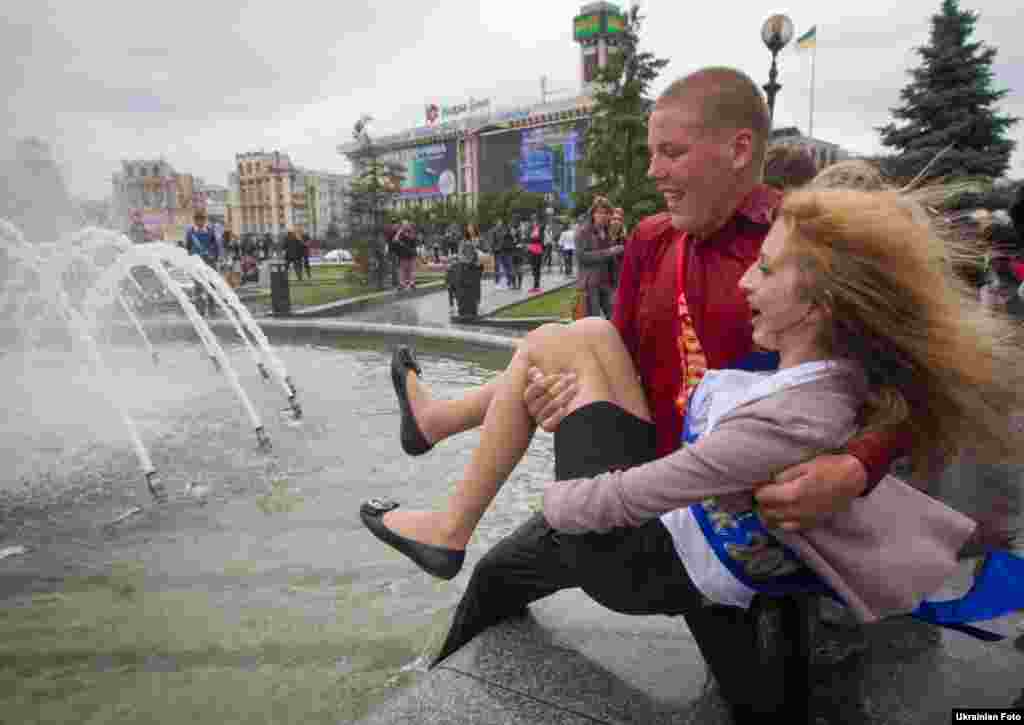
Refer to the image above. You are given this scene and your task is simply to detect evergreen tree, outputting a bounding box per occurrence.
[580,6,668,225]
[878,0,1017,181]
[345,116,405,287]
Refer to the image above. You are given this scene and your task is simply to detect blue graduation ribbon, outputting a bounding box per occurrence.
[691,500,1024,641]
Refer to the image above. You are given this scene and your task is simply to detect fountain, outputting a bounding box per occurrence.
[0,219,303,502]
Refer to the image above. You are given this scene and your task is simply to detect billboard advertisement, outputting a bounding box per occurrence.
[478,120,588,204]
[379,141,457,200]
[129,209,171,242]
[573,9,626,42]
[519,121,584,203]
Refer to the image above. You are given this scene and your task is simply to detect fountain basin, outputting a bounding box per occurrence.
[0,335,549,724]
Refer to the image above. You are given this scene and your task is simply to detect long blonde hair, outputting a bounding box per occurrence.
[778,188,1024,474]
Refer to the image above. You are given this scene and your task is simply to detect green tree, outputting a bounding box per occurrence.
[474,192,505,230]
[581,6,668,226]
[877,0,1018,181]
[345,116,405,288]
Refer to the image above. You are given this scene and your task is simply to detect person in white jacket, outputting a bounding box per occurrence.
[558,222,576,276]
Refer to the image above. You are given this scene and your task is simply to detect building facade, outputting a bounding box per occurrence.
[303,171,350,239]
[234,151,301,238]
[338,2,627,213]
[111,159,199,242]
[339,3,855,217]
[232,151,349,239]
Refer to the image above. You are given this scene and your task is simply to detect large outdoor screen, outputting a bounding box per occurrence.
[478,120,588,204]
[519,122,585,203]
[378,141,457,200]
[573,11,626,41]
[477,131,521,196]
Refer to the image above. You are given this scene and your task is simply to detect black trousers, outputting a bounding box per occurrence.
[433,400,811,721]
[529,253,543,289]
[434,515,808,718]
[586,285,614,318]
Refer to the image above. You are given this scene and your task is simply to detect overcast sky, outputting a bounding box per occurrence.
[3,0,1022,200]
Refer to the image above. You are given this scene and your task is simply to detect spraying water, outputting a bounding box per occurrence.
[0,220,302,500]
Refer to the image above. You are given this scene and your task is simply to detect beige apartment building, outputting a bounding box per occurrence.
[233,150,349,239]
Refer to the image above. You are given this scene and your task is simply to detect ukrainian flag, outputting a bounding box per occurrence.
[796,25,816,50]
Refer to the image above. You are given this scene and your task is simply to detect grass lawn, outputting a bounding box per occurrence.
[250,265,444,307]
[491,286,577,319]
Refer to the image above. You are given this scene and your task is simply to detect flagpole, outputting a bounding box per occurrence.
[808,30,817,138]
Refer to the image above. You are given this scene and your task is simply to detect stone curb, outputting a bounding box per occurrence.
[209,318,519,351]
[469,316,568,330]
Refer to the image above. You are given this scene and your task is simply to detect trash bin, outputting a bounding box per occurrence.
[270,260,290,316]
[453,261,483,319]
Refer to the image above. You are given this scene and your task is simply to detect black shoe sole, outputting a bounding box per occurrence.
[360,499,465,580]
[391,346,432,456]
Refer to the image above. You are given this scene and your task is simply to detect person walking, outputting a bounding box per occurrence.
[496,220,519,290]
[301,232,313,279]
[185,210,219,315]
[488,221,504,288]
[527,217,545,293]
[575,197,622,318]
[284,229,305,281]
[391,222,419,292]
[543,220,557,270]
[558,222,576,276]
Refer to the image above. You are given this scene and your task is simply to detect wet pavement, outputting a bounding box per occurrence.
[241,264,576,338]
[344,264,574,331]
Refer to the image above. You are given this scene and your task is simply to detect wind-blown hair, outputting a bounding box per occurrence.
[777,189,1024,475]
[810,159,887,192]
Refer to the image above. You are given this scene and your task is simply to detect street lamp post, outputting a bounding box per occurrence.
[760,14,794,126]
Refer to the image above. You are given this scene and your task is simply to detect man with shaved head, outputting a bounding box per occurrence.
[432,67,906,722]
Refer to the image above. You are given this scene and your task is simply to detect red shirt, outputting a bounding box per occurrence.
[613,186,779,457]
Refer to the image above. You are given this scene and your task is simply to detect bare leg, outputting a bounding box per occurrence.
[404,372,498,447]
[382,318,650,551]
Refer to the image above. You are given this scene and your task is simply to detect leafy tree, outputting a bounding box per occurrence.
[877,0,1018,181]
[474,192,504,230]
[472,189,547,230]
[581,6,668,227]
[345,116,405,287]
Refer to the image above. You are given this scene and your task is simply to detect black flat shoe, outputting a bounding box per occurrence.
[360,499,465,580]
[391,346,432,455]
